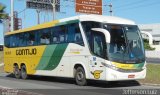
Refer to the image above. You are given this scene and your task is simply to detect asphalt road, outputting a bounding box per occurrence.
[0,73,160,95]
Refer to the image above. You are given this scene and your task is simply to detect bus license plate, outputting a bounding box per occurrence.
[128,74,135,78]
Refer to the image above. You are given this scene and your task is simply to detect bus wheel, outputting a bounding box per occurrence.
[21,65,28,79]
[13,65,21,79]
[75,67,87,86]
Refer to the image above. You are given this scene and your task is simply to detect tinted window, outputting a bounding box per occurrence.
[4,36,10,47]
[92,31,106,58]
[107,25,126,54]
[67,23,84,46]
[18,33,27,47]
[51,25,67,44]
[27,32,35,46]
[82,21,101,48]
[81,21,106,58]
[59,25,67,43]
[4,22,84,47]
[40,29,51,45]
[10,35,17,47]
[52,27,59,44]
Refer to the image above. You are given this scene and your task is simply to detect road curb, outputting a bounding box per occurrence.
[140,83,160,86]
[0,63,4,67]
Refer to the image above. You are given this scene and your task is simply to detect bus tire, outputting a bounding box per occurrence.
[13,65,21,79]
[21,65,28,79]
[75,67,87,86]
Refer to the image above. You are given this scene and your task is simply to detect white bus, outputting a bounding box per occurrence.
[4,15,146,86]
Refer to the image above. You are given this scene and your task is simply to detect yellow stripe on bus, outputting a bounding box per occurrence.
[5,20,59,35]
[112,62,135,69]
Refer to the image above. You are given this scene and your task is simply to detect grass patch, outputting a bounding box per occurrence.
[139,64,160,84]
[0,51,4,73]
[0,51,3,64]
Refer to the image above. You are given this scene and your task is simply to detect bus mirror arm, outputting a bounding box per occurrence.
[91,28,111,43]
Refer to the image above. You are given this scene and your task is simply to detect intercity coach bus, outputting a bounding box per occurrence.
[4,15,146,86]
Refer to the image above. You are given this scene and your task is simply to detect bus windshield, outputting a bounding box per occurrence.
[82,21,145,63]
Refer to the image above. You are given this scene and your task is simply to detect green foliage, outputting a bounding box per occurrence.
[143,39,155,50]
[0,3,8,23]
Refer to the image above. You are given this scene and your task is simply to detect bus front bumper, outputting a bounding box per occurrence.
[105,68,146,81]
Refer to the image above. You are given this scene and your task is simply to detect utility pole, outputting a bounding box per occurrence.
[50,0,56,20]
[11,0,14,31]
[36,10,40,24]
[109,3,113,16]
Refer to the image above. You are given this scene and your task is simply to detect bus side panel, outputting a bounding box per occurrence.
[34,43,90,78]
[19,46,46,75]
[4,47,15,73]
[4,56,14,73]
[67,43,90,78]
[4,46,46,75]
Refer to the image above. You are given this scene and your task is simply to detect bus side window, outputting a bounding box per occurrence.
[52,27,60,44]
[67,23,75,43]
[28,32,35,46]
[52,25,67,44]
[18,33,25,47]
[53,36,58,43]
[92,31,106,58]
[74,26,83,45]
[40,29,51,45]
[59,25,66,43]
[67,23,84,46]
[10,35,17,47]
[60,35,65,42]
[4,36,10,47]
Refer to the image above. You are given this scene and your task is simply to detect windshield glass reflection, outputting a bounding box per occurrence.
[81,21,145,63]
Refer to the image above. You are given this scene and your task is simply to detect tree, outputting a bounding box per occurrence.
[143,39,155,50]
[0,3,8,23]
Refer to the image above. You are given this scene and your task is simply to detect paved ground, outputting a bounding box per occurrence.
[0,73,160,95]
[146,58,160,64]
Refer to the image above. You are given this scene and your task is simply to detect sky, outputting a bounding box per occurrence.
[0,0,160,44]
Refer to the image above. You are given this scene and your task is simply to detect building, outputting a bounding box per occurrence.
[139,24,160,51]
[139,23,160,45]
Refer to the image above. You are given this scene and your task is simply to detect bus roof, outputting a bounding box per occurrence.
[61,15,135,25]
[5,15,135,35]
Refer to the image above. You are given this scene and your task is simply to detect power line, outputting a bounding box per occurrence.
[63,0,75,2]
[17,8,27,14]
[115,1,160,12]
[114,0,147,9]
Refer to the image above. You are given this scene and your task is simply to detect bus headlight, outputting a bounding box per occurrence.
[101,62,118,70]
[142,62,147,69]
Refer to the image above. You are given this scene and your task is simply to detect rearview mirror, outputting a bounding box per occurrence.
[91,28,111,43]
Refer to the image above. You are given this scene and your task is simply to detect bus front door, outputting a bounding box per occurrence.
[89,31,106,80]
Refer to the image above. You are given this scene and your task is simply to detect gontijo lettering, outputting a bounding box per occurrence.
[16,48,37,55]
